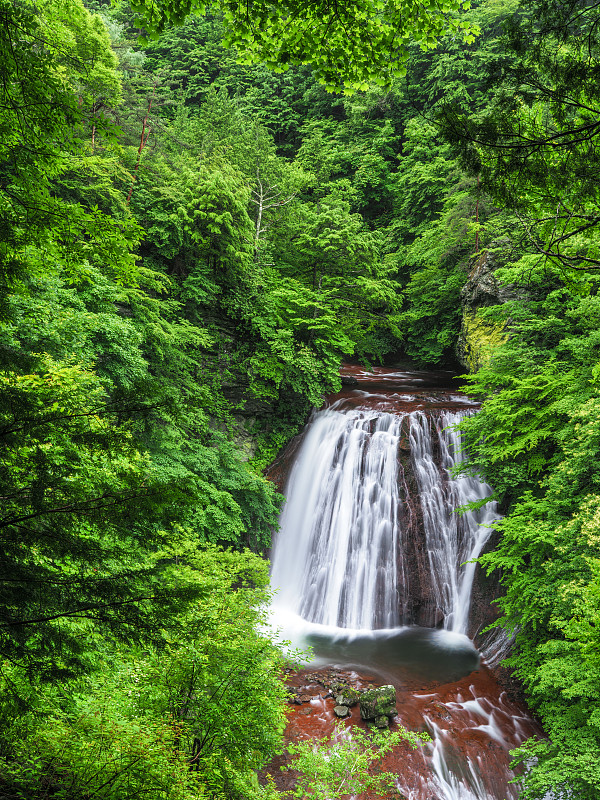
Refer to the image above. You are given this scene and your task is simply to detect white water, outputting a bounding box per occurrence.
[268,390,539,800]
[410,410,500,633]
[270,405,405,630]
[270,403,498,636]
[410,685,536,800]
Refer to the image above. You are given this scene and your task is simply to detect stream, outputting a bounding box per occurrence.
[266,365,542,799]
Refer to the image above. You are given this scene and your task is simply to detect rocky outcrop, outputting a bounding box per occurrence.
[461,239,519,307]
[331,686,361,718]
[359,685,398,728]
[335,687,361,707]
[333,704,351,717]
[456,240,522,371]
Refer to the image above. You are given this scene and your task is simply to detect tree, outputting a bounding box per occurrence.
[454,259,600,798]
[283,723,428,799]
[0,0,139,296]
[0,546,290,800]
[0,350,168,672]
[440,0,600,273]
[0,0,159,673]
[129,0,478,91]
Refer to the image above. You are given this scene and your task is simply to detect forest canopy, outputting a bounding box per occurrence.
[129,0,478,89]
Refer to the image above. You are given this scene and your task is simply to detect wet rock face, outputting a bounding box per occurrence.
[264,429,307,492]
[456,239,525,371]
[396,423,444,628]
[468,530,503,643]
[461,240,519,309]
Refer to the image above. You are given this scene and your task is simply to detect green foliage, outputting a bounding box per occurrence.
[0,0,139,295]
[458,264,600,501]
[0,546,288,800]
[131,0,478,92]
[0,350,155,665]
[283,722,428,799]
[392,264,464,366]
[3,691,203,800]
[296,115,399,220]
[440,0,600,274]
[180,163,254,283]
[139,546,288,797]
[454,258,600,796]
[0,0,287,681]
[380,121,483,366]
[476,409,600,798]
[14,1,600,799]
[141,15,315,154]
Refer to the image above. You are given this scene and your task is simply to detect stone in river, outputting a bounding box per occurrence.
[335,687,361,707]
[359,685,397,720]
[334,705,350,717]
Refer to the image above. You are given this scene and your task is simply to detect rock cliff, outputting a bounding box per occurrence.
[456,240,520,371]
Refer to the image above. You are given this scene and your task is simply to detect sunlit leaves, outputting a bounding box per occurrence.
[131,0,478,91]
[0,0,139,291]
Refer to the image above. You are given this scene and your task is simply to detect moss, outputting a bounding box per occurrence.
[335,687,361,707]
[359,685,397,720]
[462,311,508,372]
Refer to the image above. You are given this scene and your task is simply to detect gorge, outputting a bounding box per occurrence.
[3,0,600,795]
[268,365,542,800]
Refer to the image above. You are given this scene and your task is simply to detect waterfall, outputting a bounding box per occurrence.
[270,402,498,635]
[270,405,405,630]
[267,371,542,800]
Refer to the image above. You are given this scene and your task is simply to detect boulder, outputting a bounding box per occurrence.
[293,694,312,705]
[359,685,397,721]
[334,705,350,718]
[335,687,361,707]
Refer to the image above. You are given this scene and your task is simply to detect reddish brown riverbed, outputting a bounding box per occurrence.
[263,663,543,799]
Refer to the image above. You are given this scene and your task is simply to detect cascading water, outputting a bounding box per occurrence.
[409,410,500,634]
[270,405,406,630]
[270,403,498,636]
[267,366,542,800]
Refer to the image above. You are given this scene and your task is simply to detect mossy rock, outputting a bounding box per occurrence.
[359,685,397,720]
[459,310,508,372]
[335,687,361,707]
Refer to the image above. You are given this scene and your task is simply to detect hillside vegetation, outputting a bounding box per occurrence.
[2,0,600,797]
